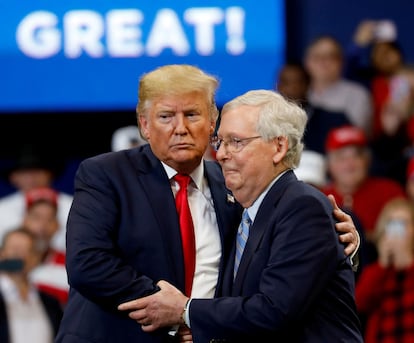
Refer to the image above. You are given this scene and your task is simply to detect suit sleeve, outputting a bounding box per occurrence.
[65,157,159,311]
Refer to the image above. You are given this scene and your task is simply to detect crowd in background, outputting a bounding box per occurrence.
[1,18,414,342]
[275,20,414,343]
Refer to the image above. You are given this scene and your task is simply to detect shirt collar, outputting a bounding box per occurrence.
[162,160,204,191]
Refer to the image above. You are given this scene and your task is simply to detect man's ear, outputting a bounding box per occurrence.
[138,115,149,140]
[272,136,288,164]
[210,120,216,135]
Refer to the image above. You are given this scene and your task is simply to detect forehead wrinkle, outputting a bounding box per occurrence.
[154,98,204,113]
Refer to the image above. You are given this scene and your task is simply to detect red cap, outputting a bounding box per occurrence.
[325,125,367,152]
[26,187,58,209]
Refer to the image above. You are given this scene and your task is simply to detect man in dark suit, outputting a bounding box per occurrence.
[55,64,242,343]
[57,65,359,343]
[119,89,363,342]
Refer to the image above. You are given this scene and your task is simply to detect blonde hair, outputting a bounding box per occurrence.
[136,64,219,135]
[221,89,307,168]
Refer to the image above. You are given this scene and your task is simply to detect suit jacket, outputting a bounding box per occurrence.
[188,170,363,343]
[0,290,63,343]
[55,145,241,343]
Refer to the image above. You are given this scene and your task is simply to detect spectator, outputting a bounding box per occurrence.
[322,125,406,263]
[0,145,73,252]
[405,157,414,203]
[345,20,405,139]
[111,125,148,152]
[294,149,328,189]
[0,227,63,343]
[355,197,414,343]
[22,187,69,307]
[370,65,414,185]
[304,35,373,137]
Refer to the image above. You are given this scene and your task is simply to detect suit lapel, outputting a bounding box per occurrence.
[204,161,242,296]
[232,170,297,294]
[128,146,186,289]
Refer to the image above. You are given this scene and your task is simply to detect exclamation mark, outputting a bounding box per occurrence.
[225,7,245,55]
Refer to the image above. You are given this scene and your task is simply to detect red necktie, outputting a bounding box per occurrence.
[174,174,196,296]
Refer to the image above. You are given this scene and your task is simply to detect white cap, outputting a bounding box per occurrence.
[295,150,327,188]
[111,125,147,152]
[374,20,397,42]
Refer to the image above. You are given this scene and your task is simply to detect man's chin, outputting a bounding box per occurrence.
[167,150,203,170]
[224,174,240,190]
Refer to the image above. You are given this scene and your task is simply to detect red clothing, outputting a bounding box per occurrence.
[356,262,414,343]
[30,249,69,306]
[322,177,405,233]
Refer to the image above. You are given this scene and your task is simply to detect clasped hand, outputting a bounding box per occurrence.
[117,280,189,332]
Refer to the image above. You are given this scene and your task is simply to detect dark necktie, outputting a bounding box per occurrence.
[234,209,251,279]
[174,174,196,296]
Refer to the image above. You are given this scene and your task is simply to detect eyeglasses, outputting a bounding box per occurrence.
[210,135,262,153]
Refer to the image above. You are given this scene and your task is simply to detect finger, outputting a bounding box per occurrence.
[128,309,146,321]
[328,194,350,222]
[141,323,157,333]
[118,298,147,311]
[343,242,356,256]
[178,324,192,342]
[335,222,351,234]
[118,299,139,311]
[179,333,193,342]
[327,194,338,210]
[339,230,357,246]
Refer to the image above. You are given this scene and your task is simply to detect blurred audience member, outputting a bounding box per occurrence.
[111,125,148,152]
[405,157,414,204]
[22,187,69,307]
[276,62,351,154]
[355,197,414,343]
[294,149,328,189]
[322,125,406,262]
[0,145,73,252]
[0,228,63,343]
[346,20,405,139]
[370,65,414,184]
[304,35,373,137]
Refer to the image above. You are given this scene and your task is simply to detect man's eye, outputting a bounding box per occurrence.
[186,112,199,118]
[159,113,172,120]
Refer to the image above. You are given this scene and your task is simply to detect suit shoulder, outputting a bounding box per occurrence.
[285,179,331,207]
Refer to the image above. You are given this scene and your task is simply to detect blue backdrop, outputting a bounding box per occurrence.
[0,1,285,112]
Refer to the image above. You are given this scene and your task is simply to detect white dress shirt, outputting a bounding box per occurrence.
[0,274,54,343]
[163,161,221,298]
